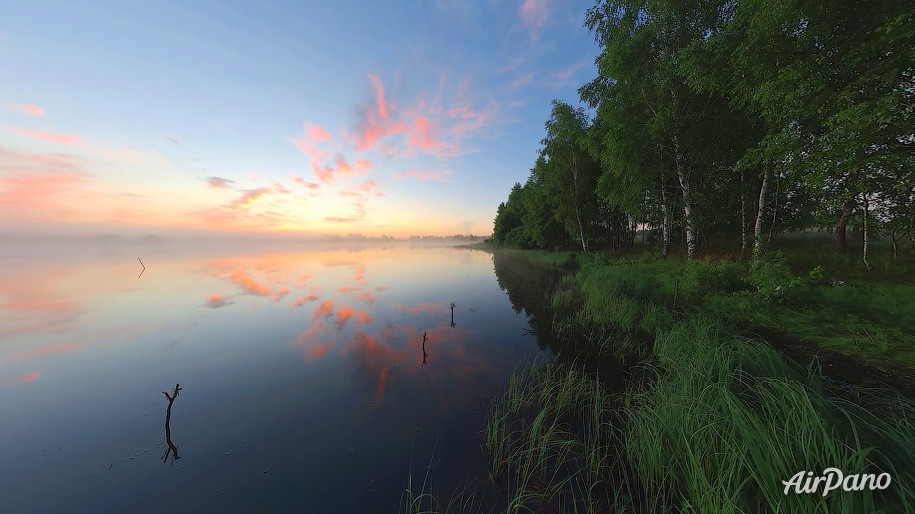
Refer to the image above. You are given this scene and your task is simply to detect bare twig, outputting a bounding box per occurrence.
[138,258,146,279]
[162,383,181,464]
[421,332,428,367]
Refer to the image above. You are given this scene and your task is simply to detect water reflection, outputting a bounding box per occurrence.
[491,250,564,351]
[161,383,181,465]
[0,243,554,513]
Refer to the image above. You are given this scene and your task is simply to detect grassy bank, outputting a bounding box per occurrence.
[407,242,915,512]
[480,248,915,512]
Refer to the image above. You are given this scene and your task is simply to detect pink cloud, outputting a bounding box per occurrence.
[18,371,41,384]
[20,104,44,117]
[394,169,451,182]
[305,122,331,143]
[227,271,272,296]
[519,0,550,41]
[228,188,272,209]
[313,299,336,320]
[14,128,80,145]
[271,287,291,301]
[291,122,332,164]
[9,342,79,360]
[204,176,235,189]
[368,73,390,120]
[352,74,499,158]
[338,179,382,199]
[205,293,232,308]
[293,177,320,189]
[335,305,374,327]
[313,157,373,184]
[292,293,319,307]
[397,302,448,314]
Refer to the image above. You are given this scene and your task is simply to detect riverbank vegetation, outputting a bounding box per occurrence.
[457,0,915,511]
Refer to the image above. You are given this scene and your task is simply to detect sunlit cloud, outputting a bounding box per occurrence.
[352,74,498,158]
[324,203,367,223]
[292,293,319,307]
[19,104,45,117]
[519,0,550,41]
[292,176,320,189]
[313,299,336,320]
[229,188,272,209]
[313,157,373,184]
[271,287,291,301]
[394,169,451,182]
[204,293,233,308]
[397,302,448,314]
[204,176,235,189]
[368,73,390,120]
[227,271,272,296]
[334,304,374,327]
[7,342,79,360]
[17,371,41,384]
[13,128,80,145]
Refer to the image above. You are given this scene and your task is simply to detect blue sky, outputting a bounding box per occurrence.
[0,0,600,237]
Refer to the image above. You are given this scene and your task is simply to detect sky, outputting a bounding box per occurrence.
[0,0,600,238]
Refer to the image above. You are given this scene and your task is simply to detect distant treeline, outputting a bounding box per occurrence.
[319,234,481,242]
[492,0,914,261]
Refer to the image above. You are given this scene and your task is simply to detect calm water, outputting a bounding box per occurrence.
[0,243,560,512]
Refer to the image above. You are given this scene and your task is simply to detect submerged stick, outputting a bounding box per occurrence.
[162,383,181,464]
[421,332,428,367]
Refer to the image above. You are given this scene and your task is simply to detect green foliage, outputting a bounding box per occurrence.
[748,251,803,301]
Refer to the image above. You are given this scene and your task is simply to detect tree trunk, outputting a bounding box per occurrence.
[862,193,870,271]
[833,192,857,253]
[740,170,748,259]
[660,172,671,258]
[767,172,780,245]
[570,149,588,252]
[753,170,770,261]
[672,136,697,259]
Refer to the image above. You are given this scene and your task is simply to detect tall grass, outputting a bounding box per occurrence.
[626,314,915,513]
[485,314,915,512]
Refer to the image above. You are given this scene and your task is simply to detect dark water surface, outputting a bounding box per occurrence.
[0,243,559,513]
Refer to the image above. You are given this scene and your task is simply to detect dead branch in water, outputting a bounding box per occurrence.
[421,332,428,367]
[162,383,181,464]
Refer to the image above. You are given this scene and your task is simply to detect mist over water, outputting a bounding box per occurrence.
[0,242,554,512]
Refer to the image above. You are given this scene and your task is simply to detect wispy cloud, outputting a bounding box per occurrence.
[14,128,80,145]
[519,0,550,42]
[205,293,232,308]
[19,104,44,117]
[394,169,451,182]
[313,157,373,184]
[293,176,320,189]
[227,271,272,296]
[204,176,235,189]
[508,72,537,92]
[352,74,499,158]
[17,371,41,384]
[325,203,367,223]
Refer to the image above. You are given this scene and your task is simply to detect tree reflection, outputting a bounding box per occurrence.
[490,251,564,352]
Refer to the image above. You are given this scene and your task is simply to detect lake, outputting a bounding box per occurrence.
[0,242,562,512]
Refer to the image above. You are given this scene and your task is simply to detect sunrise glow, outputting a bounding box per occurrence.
[0,1,598,238]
